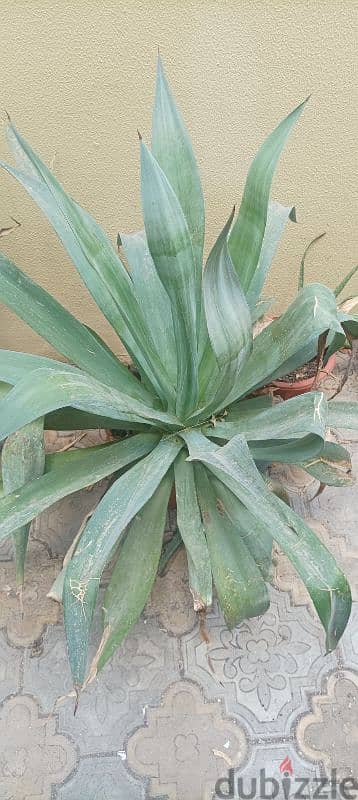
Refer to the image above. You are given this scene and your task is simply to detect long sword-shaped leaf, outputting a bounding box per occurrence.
[92,471,174,675]
[152,54,205,309]
[63,436,182,687]
[140,139,198,417]
[233,284,344,402]
[0,368,180,442]
[201,210,252,411]
[119,229,176,386]
[0,349,73,384]
[182,431,351,650]
[203,392,327,462]
[229,99,307,295]
[2,418,45,584]
[174,450,212,609]
[247,201,295,307]
[0,433,159,544]
[0,253,151,402]
[209,475,273,580]
[1,123,173,403]
[195,463,269,627]
[298,232,326,291]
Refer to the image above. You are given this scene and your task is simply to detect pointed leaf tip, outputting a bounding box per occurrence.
[137,129,142,140]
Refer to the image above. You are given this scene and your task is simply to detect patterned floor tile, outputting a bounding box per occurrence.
[127,680,248,800]
[0,630,21,701]
[297,670,358,780]
[0,693,77,800]
[182,587,337,740]
[145,548,196,636]
[226,741,322,800]
[338,603,358,670]
[57,756,145,800]
[23,617,181,755]
[0,541,60,647]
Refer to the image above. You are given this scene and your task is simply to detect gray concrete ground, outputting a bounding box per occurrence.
[0,350,357,800]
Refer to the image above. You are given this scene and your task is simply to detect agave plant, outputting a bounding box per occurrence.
[0,57,357,695]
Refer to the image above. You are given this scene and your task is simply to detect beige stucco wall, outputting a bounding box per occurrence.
[0,0,357,359]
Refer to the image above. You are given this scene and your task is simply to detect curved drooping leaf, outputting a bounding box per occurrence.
[247,201,295,307]
[119,229,176,386]
[63,436,182,687]
[201,210,252,411]
[229,99,307,295]
[140,139,198,417]
[174,450,212,608]
[0,253,151,402]
[233,284,344,402]
[195,463,269,627]
[298,441,354,487]
[91,470,174,676]
[209,474,273,580]
[2,418,45,584]
[0,433,160,544]
[203,392,328,462]
[152,54,205,294]
[298,232,326,291]
[0,349,72,385]
[0,368,180,442]
[1,123,173,403]
[183,430,351,651]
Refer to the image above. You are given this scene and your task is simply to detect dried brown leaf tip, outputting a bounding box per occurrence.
[0,217,21,238]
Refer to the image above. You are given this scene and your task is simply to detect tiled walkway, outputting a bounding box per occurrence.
[0,351,357,800]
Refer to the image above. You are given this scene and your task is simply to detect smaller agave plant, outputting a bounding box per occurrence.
[0,57,357,698]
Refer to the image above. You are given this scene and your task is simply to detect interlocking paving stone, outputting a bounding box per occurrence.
[57,756,145,800]
[145,548,196,636]
[296,670,358,780]
[126,680,248,800]
[0,693,77,800]
[181,587,338,740]
[0,630,21,701]
[23,617,181,756]
[0,541,60,647]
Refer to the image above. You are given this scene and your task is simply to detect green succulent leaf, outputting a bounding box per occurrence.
[298,232,326,292]
[152,54,205,296]
[183,430,351,650]
[247,200,295,307]
[118,229,176,386]
[209,474,273,580]
[201,210,252,411]
[328,401,358,430]
[298,441,354,487]
[140,139,198,417]
[0,368,180,441]
[1,122,173,403]
[93,470,174,675]
[0,252,151,403]
[2,418,45,584]
[235,284,344,400]
[203,391,328,462]
[334,264,358,298]
[0,433,160,544]
[63,436,182,687]
[229,99,307,296]
[174,449,212,608]
[195,463,270,627]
